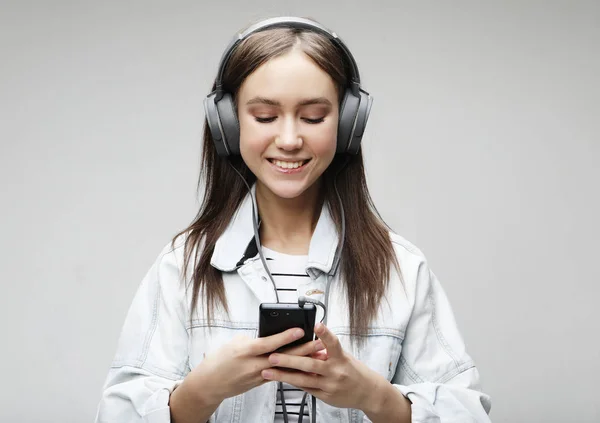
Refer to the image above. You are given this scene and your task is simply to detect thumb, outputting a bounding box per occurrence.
[314,323,343,358]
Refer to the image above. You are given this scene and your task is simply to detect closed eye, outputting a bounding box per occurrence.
[255,117,276,123]
[304,117,325,124]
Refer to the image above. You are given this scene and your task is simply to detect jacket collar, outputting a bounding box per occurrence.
[210,184,341,277]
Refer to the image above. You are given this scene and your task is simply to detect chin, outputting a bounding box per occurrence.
[259,179,314,200]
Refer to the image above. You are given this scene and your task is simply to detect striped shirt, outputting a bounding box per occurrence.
[262,246,310,423]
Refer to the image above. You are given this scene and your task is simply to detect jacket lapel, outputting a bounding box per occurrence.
[237,257,278,304]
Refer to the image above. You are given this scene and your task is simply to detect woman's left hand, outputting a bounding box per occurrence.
[261,322,386,411]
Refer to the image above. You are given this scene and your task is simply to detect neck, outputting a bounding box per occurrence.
[256,181,323,255]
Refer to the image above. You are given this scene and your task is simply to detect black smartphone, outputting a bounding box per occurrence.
[258,303,316,350]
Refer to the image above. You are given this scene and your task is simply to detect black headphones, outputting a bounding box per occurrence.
[204,16,373,158]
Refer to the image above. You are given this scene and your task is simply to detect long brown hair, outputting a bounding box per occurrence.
[173,24,400,338]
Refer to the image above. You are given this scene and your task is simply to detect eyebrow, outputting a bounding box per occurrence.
[245,96,333,107]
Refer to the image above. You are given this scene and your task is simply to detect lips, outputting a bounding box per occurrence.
[268,158,311,170]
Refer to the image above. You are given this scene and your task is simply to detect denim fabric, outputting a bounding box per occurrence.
[95,190,492,423]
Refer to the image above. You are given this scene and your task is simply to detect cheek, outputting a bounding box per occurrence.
[239,118,271,157]
[309,123,338,158]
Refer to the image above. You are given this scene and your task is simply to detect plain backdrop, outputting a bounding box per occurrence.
[1,1,599,422]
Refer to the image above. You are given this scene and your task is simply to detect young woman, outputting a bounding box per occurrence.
[95,17,492,423]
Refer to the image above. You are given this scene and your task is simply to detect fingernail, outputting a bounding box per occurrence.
[262,370,273,379]
[315,323,323,333]
[294,329,304,338]
[269,354,279,365]
[314,340,324,351]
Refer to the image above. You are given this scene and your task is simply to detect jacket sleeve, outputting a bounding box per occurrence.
[390,256,492,423]
[95,245,191,423]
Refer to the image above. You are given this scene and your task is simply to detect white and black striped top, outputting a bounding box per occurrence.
[262,246,310,423]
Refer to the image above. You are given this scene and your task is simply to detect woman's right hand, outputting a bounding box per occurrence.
[186,328,325,407]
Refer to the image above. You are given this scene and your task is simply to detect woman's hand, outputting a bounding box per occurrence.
[260,323,387,411]
[186,328,326,407]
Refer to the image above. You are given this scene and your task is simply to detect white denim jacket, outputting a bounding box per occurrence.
[95,190,492,423]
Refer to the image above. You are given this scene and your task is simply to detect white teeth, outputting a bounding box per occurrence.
[273,160,305,169]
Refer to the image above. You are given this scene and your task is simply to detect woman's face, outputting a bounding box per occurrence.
[236,48,339,201]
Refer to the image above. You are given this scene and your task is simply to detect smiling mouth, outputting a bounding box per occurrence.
[267,159,311,169]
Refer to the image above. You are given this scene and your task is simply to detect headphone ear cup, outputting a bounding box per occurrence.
[345,89,373,155]
[204,92,230,157]
[337,88,360,154]
[215,92,241,156]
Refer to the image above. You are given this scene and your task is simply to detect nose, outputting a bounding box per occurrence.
[274,118,303,151]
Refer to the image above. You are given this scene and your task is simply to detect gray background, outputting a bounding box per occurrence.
[1,1,599,422]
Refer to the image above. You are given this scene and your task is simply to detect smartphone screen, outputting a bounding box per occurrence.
[258,303,316,350]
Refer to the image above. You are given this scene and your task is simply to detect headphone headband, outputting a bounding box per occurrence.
[214,16,362,101]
